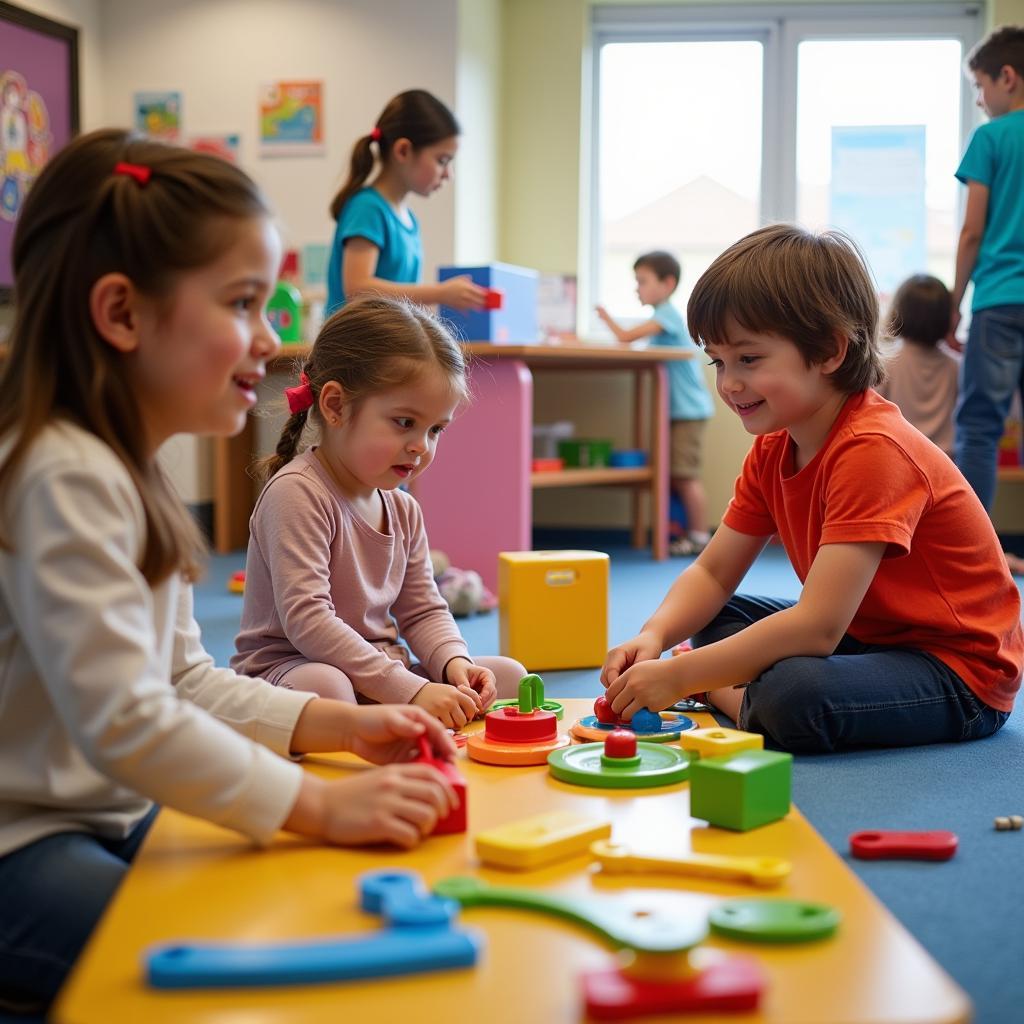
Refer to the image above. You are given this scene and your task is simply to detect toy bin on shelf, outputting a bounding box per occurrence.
[438,262,539,343]
[498,550,609,670]
[558,439,614,468]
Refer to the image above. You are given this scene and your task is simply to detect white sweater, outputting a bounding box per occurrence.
[0,421,315,857]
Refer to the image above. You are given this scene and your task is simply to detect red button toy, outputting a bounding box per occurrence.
[849,830,958,861]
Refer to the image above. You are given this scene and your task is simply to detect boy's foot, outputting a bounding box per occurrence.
[669,534,708,557]
[1005,552,1024,576]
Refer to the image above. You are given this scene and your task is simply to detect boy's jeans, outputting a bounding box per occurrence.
[692,595,1009,753]
[0,806,158,1014]
[955,304,1024,512]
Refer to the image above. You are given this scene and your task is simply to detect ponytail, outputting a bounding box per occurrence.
[328,90,459,222]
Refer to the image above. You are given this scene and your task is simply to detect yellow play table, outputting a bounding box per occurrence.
[55,700,970,1024]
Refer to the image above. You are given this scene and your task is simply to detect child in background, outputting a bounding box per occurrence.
[326,89,484,315]
[232,296,525,728]
[602,225,1021,754]
[596,251,714,555]
[0,131,457,1016]
[878,274,959,456]
[949,26,1024,573]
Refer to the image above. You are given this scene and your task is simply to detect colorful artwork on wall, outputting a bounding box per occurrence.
[134,90,182,141]
[1,0,79,300]
[259,80,323,156]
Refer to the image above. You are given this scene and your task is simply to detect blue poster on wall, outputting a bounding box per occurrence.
[830,125,926,297]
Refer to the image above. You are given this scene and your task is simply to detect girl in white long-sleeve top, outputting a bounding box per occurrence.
[0,129,457,1017]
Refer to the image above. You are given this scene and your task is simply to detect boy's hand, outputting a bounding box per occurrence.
[601,630,664,688]
[606,657,682,720]
[411,681,479,729]
[595,305,612,324]
[440,275,486,311]
[445,658,497,714]
[345,704,456,765]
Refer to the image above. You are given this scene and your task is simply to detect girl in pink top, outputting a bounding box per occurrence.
[232,297,525,728]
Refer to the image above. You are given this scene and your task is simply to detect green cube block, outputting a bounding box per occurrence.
[689,749,793,831]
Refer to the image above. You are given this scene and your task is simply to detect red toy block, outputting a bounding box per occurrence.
[849,830,957,861]
[416,738,467,835]
[483,287,504,310]
[485,705,558,744]
[604,730,637,760]
[583,955,764,1019]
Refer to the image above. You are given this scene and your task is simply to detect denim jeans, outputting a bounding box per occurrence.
[0,807,158,1015]
[692,595,1009,754]
[954,304,1024,512]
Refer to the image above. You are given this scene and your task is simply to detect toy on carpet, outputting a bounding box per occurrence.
[548,730,691,790]
[227,570,245,594]
[590,839,791,888]
[994,815,1023,831]
[569,696,695,743]
[433,875,764,1018]
[849,830,958,861]
[146,870,482,989]
[429,549,496,617]
[466,674,570,766]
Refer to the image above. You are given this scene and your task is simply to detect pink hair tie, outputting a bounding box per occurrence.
[284,372,314,415]
[369,126,382,142]
[113,161,151,185]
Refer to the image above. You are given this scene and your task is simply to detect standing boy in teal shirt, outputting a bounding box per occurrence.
[950,25,1024,574]
[597,251,714,555]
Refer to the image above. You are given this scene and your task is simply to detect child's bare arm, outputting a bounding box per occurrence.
[595,306,662,343]
[601,526,768,687]
[949,180,989,342]
[607,540,886,717]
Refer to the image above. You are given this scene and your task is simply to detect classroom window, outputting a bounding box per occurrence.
[588,3,983,330]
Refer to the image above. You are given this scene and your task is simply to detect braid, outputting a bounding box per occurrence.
[254,409,309,483]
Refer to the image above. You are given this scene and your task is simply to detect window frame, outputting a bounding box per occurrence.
[583,2,984,332]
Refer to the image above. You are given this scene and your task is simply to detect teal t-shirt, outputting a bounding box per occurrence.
[650,301,714,421]
[955,109,1024,311]
[326,187,423,314]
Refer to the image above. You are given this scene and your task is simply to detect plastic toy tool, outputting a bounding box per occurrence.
[467,674,569,766]
[590,839,792,888]
[414,737,466,835]
[146,870,482,990]
[849,829,958,861]
[433,875,707,953]
[708,899,841,944]
[476,811,612,870]
[571,697,695,743]
[548,730,691,789]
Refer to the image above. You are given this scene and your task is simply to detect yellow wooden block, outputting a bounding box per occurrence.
[498,550,609,670]
[475,810,612,869]
[678,726,764,759]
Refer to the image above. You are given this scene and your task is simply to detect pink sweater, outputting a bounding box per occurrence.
[232,449,470,703]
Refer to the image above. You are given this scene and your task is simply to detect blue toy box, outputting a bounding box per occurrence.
[438,262,539,343]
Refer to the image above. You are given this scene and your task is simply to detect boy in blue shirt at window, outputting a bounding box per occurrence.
[950,25,1024,574]
[597,251,714,555]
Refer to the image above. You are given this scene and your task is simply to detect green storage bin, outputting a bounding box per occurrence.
[558,439,614,468]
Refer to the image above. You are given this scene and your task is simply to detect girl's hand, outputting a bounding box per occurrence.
[445,658,497,714]
[440,275,486,311]
[595,305,612,324]
[287,767,458,849]
[605,656,682,721]
[410,681,479,729]
[601,630,664,688]
[345,704,456,765]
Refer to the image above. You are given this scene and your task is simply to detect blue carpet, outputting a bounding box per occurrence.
[194,545,1024,1024]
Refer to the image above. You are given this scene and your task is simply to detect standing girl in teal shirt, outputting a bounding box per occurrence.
[326,90,484,315]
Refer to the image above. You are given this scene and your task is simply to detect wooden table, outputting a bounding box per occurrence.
[56,700,969,1024]
[214,342,695,589]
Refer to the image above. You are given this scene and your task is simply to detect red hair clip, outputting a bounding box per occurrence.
[113,161,152,186]
[284,372,314,415]
[369,127,382,142]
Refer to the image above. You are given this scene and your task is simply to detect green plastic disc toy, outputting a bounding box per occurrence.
[547,741,691,789]
[490,698,564,720]
[708,899,841,943]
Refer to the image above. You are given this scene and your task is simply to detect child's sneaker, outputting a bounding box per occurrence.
[669,534,707,557]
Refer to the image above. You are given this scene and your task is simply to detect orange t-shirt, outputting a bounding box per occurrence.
[722,389,1022,712]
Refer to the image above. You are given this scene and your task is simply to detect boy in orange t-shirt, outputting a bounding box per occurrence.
[602,224,1022,753]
